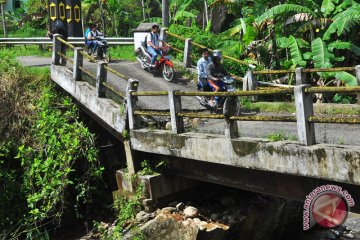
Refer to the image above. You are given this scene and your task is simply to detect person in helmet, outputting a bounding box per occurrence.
[206,50,230,107]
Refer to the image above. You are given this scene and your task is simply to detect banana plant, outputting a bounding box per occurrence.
[285,36,358,86]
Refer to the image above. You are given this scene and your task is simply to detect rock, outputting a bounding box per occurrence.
[326,232,336,240]
[330,229,340,236]
[210,213,219,221]
[191,118,200,127]
[176,202,185,211]
[182,220,191,227]
[142,199,155,212]
[161,207,177,214]
[136,211,152,222]
[344,233,354,239]
[198,221,207,231]
[193,218,201,224]
[184,206,199,218]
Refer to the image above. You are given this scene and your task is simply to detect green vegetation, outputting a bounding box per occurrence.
[267,132,297,142]
[95,184,145,240]
[7,23,47,37]
[0,58,103,238]
[111,45,137,61]
[137,159,165,176]
[0,45,52,59]
[241,99,360,115]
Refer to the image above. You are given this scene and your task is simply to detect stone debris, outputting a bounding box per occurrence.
[184,206,199,218]
[136,211,152,223]
[176,202,185,211]
[161,207,177,214]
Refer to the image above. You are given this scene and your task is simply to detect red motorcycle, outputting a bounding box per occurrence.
[136,45,175,82]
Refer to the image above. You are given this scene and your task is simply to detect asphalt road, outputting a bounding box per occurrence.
[17,56,360,145]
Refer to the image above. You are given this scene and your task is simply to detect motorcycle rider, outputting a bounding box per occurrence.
[197,48,212,91]
[206,50,230,107]
[85,23,103,56]
[146,24,167,68]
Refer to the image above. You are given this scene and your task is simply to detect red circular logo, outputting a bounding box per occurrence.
[312,193,348,228]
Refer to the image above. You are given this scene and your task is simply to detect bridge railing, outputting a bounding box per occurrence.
[51,34,360,146]
[165,30,360,93]
[53,34,129,101]
[129,84,360,146]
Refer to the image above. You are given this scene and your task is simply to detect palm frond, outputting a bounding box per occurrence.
[320,0,337,16]
[221,24,242,38]
[174,10,197,21]
[276,37,290,49]
[255,4,317,24]
[335,72,358,86]
[285,13,313,26]
[324,19,358,40]
[328,41,360,56]
[311,37,333,69]
[297,18,332,33]
[333,0,354,14]
[289,36,306,67]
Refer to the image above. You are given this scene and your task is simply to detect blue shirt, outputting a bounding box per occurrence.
[197,56,212,79]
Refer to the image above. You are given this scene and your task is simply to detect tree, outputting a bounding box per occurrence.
[0,0,7,37]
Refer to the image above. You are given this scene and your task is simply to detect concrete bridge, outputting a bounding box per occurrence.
[49,35,360,212]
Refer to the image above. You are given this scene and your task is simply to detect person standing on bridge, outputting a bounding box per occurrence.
[146,24,166,68]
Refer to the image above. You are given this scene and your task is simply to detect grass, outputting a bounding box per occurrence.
[110,45,137,61]
[0,45,52,59]
[267,132,298,142]
[241,99,360,115]
[7,27,47,38]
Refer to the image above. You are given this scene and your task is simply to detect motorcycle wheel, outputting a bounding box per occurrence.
[162,64,174,82]
[97,48,104,61]
[223,97,241,117]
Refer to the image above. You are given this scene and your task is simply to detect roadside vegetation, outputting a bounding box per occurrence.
[0,57,103,238]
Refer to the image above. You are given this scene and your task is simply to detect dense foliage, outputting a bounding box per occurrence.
[0,59,103,238]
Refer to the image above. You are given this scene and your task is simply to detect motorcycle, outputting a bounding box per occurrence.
[196,76,241,116]
[86,36,110,63]
[136,44,175,82]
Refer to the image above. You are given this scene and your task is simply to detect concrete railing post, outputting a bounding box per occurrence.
[294,84,316,146]
[73,47,83,81]
[225,119,239,140]
[52,34,61,65]
[355,65,360,104]
[160,27,168,42]
[169,90,184,133]
[162,0,169,27]
[244,70,257,101]
[96,61,107,98]
[295,67,307,85]
[126,78,139,130]
[183,38,192,68]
